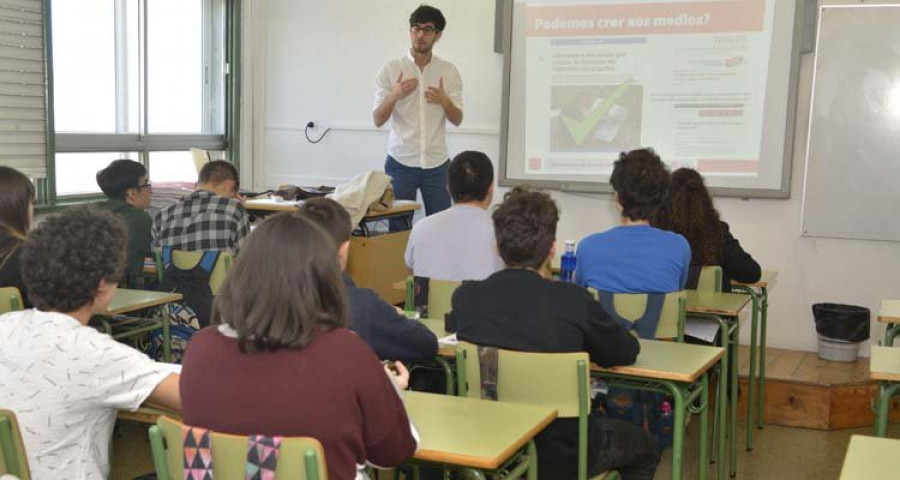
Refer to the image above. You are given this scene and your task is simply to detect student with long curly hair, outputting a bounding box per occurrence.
[652,168,760,292]
[0,166,35,306]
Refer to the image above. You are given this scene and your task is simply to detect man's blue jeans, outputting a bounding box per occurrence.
[385,155,452,220]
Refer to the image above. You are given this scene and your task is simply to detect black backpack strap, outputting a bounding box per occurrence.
[477,345,499,401]
[597,291,666,339]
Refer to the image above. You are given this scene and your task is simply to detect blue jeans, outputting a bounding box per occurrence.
[384,155,452,217]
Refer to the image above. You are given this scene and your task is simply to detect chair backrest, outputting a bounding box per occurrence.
[455,342,591,479]
[589,288,687,341]
[404,276,461,320]
[155,249,233,295]
[0,409,31,480]
[0,287,23,315]
[149,416,327,480]
[694,265,723,292]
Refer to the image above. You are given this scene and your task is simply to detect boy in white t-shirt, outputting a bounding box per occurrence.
[0,207,180,480]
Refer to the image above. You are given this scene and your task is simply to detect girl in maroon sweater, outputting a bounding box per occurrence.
[181,213,417,480]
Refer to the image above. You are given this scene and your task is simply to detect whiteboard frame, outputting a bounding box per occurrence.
[497,0,806,198]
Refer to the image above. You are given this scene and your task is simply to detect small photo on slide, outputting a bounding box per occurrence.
[549,83,643,152]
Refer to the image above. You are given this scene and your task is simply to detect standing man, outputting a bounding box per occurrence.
[373,4,463,217]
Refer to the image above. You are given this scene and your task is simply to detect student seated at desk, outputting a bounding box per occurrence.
[652,168,761,292]
[0,166,34,307]
[404,150,504,281]
[576,148,690,293]
[448,187,659,480]
[298,197,438,362]
[0,208,180,479]
[153,160,250,254]
[180,213,417,480]
[95,159,154,287]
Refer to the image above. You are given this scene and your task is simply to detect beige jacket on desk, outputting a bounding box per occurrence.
[330,170,394,226]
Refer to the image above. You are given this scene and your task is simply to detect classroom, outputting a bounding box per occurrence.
[2,0,900,479]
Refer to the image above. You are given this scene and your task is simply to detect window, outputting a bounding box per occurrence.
[50,0,232,198]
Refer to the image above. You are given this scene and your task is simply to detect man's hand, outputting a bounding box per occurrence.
[390,72,418,102]
[384,361,410,390]
[425,77,449,107]
[426,77,463,126]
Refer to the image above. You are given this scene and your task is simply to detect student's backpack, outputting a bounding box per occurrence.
[157,247,220,330]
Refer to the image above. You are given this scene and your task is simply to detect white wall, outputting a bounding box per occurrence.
[248,0,900,353]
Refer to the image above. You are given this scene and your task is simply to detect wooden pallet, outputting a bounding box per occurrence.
[736,345,900,430]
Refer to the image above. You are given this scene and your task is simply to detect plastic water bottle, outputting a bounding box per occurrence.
[560,240,577,283]
[659,400,674,448]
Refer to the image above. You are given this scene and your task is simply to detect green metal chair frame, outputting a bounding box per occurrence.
[148,415,327,480]
[154,249,234,296]
[695,266,722,293]
[0,287,23,314]
[588,288,688,341]
[404,276,461,320]
[456,342,616,480]
[0,409,31,480]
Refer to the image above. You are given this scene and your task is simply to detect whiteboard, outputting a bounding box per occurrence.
[498,0,804,198]
[802,5,900,242]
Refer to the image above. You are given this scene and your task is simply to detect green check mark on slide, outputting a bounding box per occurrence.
[561,79,634,145]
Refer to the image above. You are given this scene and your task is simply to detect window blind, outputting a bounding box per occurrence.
[0,0,46,179]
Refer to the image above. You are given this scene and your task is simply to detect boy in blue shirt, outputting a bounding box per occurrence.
[576,148,690,293]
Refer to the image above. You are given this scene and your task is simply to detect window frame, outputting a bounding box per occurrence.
[40,0,241,206]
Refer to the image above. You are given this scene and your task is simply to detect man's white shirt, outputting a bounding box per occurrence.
[0,309,173,479]
[374,52,463,169]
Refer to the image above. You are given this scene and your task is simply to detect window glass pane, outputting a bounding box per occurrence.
[55,152,139,195]
[51,0,139,133]
[148,0,225,134]
[149,151,202,184]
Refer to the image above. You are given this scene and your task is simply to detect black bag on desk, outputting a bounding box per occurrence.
[271,185,334,201]
[157,247,220,330]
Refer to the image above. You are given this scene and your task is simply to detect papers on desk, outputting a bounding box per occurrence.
[245,197,303,207]
[439,333,458,345]
[685,317,720,343]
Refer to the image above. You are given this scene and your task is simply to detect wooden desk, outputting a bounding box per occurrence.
[731,269,777,450]
[685,289,750,479]
[839,435,900,479]
[94,289,183,363]
[419,317,454,357]
[593,340,724,480]
[870,346,900,437]
[121,391,556,478]
[107,289,182,315]
[402,391,556,475]
[245,199,421,305]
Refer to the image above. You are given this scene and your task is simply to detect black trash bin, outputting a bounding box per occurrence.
[812,303,870,362]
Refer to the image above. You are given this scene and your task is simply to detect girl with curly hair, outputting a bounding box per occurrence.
[652,168,761,292]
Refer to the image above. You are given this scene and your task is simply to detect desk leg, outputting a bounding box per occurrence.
[743,289,759,451]
[671,385,685,480]
[707,315,730,480]
[874,382,900,437]
[757,287,768,431]
[432,356,455,395]
[526,440,538,480]
[884,324,900,347]
[728,320,739,478]
[699,373,709,480]
[162,306,172,363]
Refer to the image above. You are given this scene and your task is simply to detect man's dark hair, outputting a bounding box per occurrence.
[609,148,671,222]
[212,213,347,353]
[410,4,446,31]
[296,198,352,246]
[21,207,127,312]
[198,160,239,190]
[448,151,493,203]
[492,187,559,270]
[96,159,146,201]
